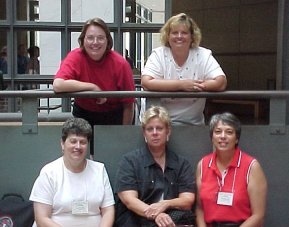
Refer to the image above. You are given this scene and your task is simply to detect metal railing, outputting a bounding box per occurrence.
[0,90,288,135]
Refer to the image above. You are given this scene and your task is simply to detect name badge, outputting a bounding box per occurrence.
[72,200,89,215]
[217,192,233,206]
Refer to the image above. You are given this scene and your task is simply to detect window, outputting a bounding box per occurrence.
[0,0,171,112]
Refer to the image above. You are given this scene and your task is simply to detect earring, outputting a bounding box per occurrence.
[166,135,169,142]
[144,137,148,143]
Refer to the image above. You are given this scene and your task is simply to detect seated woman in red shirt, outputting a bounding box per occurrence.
[196,112,267,227]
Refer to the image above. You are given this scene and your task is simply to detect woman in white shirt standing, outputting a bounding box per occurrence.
[141,13,227,126]
[30,118,115,227]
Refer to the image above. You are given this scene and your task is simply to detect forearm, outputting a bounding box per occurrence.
[34,202,61,227]
[202,76,227,91]
[35,218,62,227]
[53,78,101,93]
[141,77,185,91]
[123,197,150,217]
[240,214,264,227]
[195,205,206,227]
[122,102,134,124]
[99,206,115,227]
[162,196,194,211]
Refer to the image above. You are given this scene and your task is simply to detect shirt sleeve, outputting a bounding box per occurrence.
[29,170,55,205]
[54,50,81,80]
[114,154,139,193]
[101,166,115,208]
[203,50,225,79]
[177,159,196,193]
[142,48,164,79]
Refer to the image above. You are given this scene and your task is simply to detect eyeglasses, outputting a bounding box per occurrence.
[85,35,106,44]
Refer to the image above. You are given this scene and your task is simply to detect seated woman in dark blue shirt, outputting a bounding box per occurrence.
[114,106,195,227]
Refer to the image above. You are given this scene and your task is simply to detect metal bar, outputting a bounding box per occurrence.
[1,90,289,99]
[21,97,38,134]
[269,98,287,134]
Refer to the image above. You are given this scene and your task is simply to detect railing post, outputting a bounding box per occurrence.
[21,97,38,134]
[270,98,287,134]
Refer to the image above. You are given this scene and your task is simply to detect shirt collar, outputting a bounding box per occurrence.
[141,145,179,170]
[209,147,242,171]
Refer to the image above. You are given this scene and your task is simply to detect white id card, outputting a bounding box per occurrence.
[217,192,233,206]
[72,200,89,215]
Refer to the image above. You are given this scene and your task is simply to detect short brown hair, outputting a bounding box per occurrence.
[78,17,113,51]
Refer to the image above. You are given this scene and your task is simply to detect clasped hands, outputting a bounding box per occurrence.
[181,79,205,92]
[144,201,175,227]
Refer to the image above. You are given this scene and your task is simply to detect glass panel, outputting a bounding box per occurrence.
[124,0,165,23]
[16,30,60,92]
[39,0,61,22]
[16,0,61,22]
[16,30,38,75]
[0,31,7,75]
[71,0,114,23]
[71,32,80,50]
[123,31,160,72]
[0,0,6,20]
[38,31,61,75]
[16,30,61,75]
[37,31,61,111]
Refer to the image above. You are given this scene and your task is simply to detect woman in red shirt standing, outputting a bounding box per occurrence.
[53,17,135,159]
[196,112,267,227]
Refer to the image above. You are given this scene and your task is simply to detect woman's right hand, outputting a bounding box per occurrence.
[91,84,107,104]
[181,79,205,92]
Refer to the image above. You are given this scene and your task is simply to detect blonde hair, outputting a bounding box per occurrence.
[160,13,202,48]
[141,106,171,129]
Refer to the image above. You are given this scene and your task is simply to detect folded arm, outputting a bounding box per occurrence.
[141,75,226,92]
[118,189,194,226]
[53,78,102,93]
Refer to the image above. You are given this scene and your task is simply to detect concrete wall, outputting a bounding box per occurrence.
[0,124,289,226]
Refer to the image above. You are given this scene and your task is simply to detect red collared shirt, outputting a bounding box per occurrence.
[199,147,255,223]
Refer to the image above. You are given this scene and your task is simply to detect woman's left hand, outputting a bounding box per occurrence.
[144,201,168,219]
[155,213,175,227]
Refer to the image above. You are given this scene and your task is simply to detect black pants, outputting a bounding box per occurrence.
[208,222,243,227]
[72,103,123,155]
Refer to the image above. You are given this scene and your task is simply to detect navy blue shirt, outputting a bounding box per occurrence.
[114,145,195,226]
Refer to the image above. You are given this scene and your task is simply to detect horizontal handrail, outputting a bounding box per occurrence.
[0,90,289,99]
[0,112,73,122]
[2,74,141,85]
[0,90,288,134]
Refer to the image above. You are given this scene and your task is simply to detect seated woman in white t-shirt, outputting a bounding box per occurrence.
[30,118,115,227]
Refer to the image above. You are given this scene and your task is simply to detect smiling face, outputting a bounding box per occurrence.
[168,23,192,51]
[212,121,238,153]
[143,117,171,151]
[83,25,107,61]
[61,133,88,165]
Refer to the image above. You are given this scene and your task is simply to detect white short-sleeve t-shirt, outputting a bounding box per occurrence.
[141,46,225,125]
[30,157,115,227]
